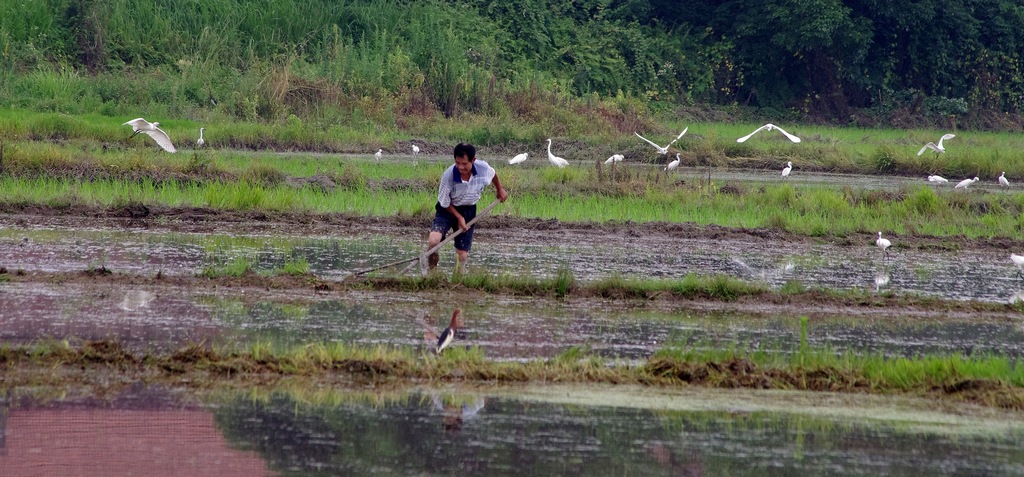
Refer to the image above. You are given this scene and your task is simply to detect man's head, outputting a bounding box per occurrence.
[453,143,476,176]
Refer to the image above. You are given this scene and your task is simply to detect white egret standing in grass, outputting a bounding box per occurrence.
[927,175,948,183]
[374,149,383,161]
[1012,254,1024,281]
[196,127,205,148]
[999,172,1010,189]
[954,177,979,190]
[665,153,680,171]
[781,161,793,178]
[917,133,955,156]
[736,123,801,143]
[604,154,624,165]
[123,118,176,153]
[545,139,569,168]
[509,153,528,165]
[412,144,420,155]
[634,127,688,155]
[876,232,892,262]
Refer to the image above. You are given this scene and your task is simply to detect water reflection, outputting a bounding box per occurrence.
[431,394,486,433]
[874,267,891,293]
[208,388,1024,476]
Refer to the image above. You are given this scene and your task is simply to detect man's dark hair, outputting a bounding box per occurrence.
[453,143,476,160]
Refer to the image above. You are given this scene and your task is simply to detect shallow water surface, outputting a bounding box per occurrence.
[1,226,1021,302]
[3,384,1020,476]
[2,282,1023,359]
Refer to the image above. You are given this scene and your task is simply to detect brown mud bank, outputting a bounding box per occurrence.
[2,202,1022,253]
[2,268,1020,318]
[1,340,1022,411]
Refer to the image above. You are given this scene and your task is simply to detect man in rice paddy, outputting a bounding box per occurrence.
[427,143,508,273]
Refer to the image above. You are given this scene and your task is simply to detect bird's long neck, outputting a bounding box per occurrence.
[448,310,460,329]
[199,129,204,139]
[547,140,552,155]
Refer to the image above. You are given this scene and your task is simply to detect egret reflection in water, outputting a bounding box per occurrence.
[874,268,891,293]
[118,290,156,311]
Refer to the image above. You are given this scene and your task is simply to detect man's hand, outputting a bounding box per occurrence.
[496,187,508,203]
[457,216,469,232]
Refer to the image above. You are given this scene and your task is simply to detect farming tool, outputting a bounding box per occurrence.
[345,199,502,278]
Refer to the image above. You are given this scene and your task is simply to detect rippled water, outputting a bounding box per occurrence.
[2,384,1021,476]
[2,282,1022,359]
[1,227,1021,302]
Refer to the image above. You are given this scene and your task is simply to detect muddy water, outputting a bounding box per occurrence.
[3,384,1021,476]
[3,282,1022,359]
[1,226,1021,302]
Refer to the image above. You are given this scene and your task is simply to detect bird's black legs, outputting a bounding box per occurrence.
[128,130,141,139]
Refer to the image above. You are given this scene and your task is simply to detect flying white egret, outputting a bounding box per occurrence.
[917,133,955,156]
[954,177,979,190]
[927,175,948,183]
[634,127,688,155]
[876,232,892,262]
[781,161,793,178]
[412,144,420,155]
[545,139,569,168]
[1012,254,1024,281]
[123,118,176,153]
[604,154,624,165]
[736,123,801,143]
[196,127,205,147]
[665,153,681,171]
[374,149,383,161]
[999,172,1010,188]
[509,153,528,165]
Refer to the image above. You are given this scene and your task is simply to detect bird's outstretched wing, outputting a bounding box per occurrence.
[917,142,937,156]
[736,124,771,143]
[665,127,689,148]
[123,118,148,129]
[773,125,801,143]
[145,128,176,153]
[940,133,956,141]
[634,132,664,151]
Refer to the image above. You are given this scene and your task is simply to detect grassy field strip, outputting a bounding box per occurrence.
[2,174,1022,238]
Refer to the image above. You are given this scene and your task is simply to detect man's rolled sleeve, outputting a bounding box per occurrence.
[437,168,453,208]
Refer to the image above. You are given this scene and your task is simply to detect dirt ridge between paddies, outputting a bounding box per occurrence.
[1,340,1022,411]
[2,203,1023,254]
[2,267,1020,317]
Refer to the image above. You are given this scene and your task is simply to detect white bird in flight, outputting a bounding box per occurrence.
[917,133,955,156]
[1012,254,1024,281]
[634,127,688,155]
[374,149,383,161]
[876,232,892,261]
[781,161,793,178]
[927,175,948,183]
[546,139,569,168]
[999,172,1010,188]
[509,153,528,165]
[665,153,680,171]
[954,177,979,190]
[196,127,205,147]
[736,123,801,143]
[605,154,624,165]
[412,144,420,155]
[123,118,176,153]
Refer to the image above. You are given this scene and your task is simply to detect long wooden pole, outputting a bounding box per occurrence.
[346,199,501,278]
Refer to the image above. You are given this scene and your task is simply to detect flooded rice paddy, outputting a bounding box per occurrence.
[2,281,1023,359]
[1,383,1022,476]
[1,226,1021,303]
[2,219,1023,474]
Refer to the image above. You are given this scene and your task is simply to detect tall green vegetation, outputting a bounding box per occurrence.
[2,0,1021,128]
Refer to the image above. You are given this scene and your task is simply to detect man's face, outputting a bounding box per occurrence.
[455,155,474,176]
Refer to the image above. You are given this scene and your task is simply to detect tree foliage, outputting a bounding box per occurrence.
[1,0,1022,124]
